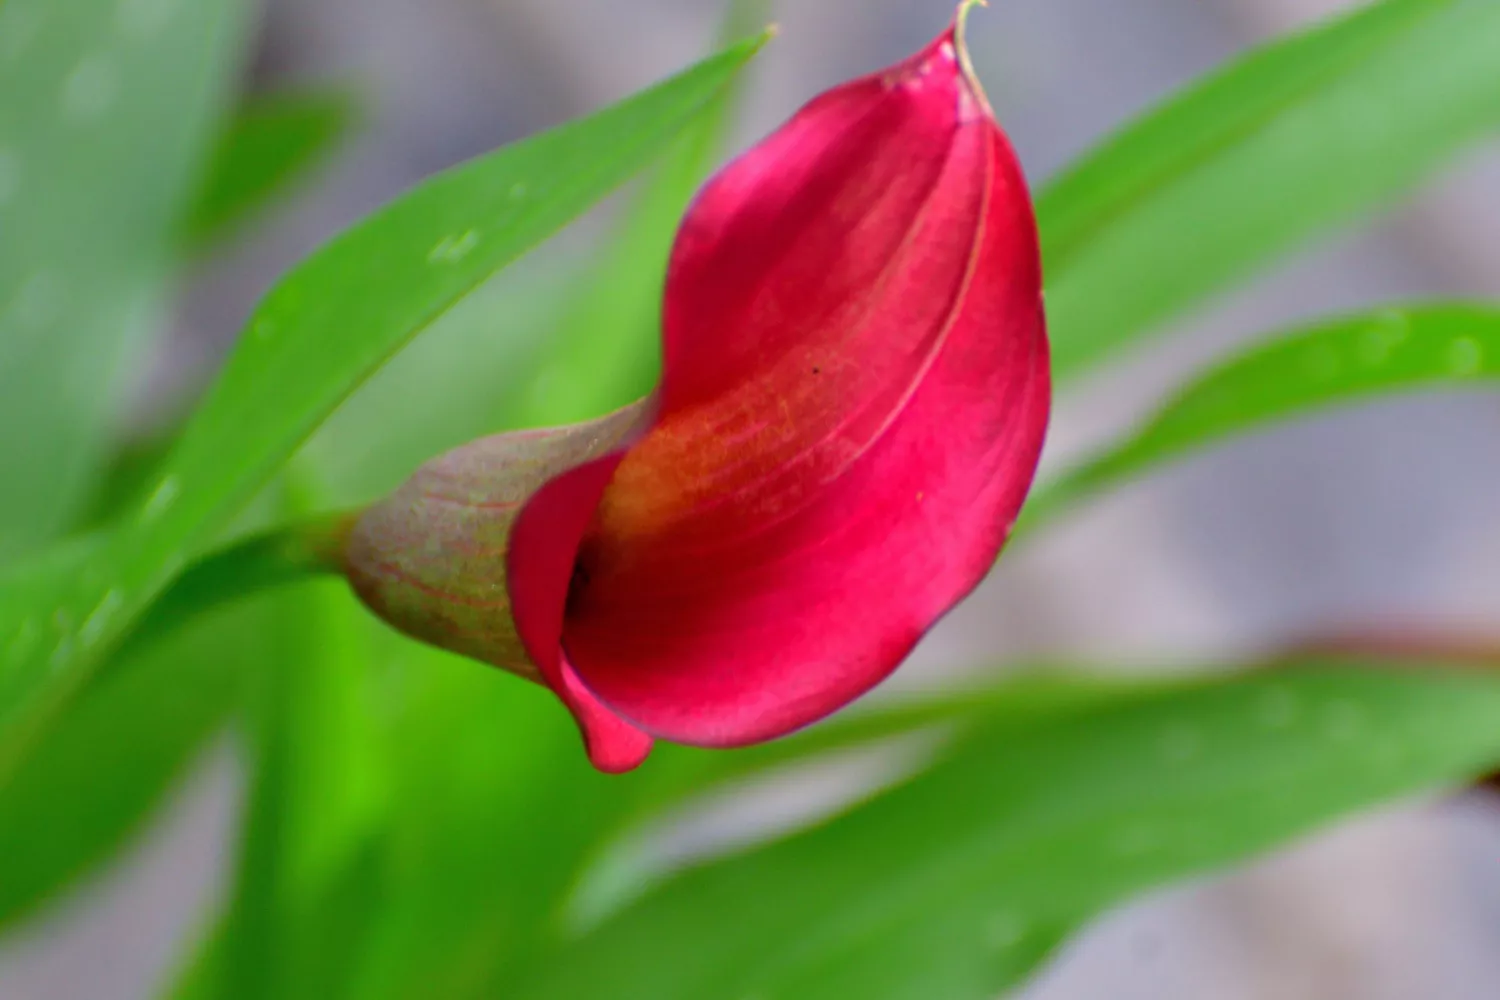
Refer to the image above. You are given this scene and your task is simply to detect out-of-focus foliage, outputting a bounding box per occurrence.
[0,596,259,928]
[514,667,1500,1000]
[186,89,359,249]
[0,0,250,560]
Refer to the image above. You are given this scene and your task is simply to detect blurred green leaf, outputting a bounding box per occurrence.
[1039,0,1500,381]
[125,517,352,653]
[635,671,1162,811]
[1022,303,1500,534]
[214,577,386,1000]
[0,480,307,935]
[296,272,563,507]
[518,665,1500,1000]
[0,0,251,560]
[346,643,636,1000]
[0,32,770,783]
[0,595,260,928]
[186,88,358,250]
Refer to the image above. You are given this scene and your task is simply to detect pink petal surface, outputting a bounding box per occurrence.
[508,448,656,773]
[508,17,1050,756]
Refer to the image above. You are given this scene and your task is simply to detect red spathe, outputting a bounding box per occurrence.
[508,11,1050,773]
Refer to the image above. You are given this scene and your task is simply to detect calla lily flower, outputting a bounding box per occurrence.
[344,3,1050,773]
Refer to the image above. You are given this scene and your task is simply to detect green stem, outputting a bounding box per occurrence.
[125,512,357,654]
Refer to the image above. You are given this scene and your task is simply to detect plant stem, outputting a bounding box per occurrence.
[124,512,357,654]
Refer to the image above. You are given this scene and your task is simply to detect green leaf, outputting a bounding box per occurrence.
[1039,0,1500,381]
[186,88,358,249]
[0,484,309,933]
[347,644,636,1000]
[0,32,769,782]
[1022,304,1500,535]
[517,666,1500,1000]
[0,0,251,560]
[634,672,1160,816]
[214,577,386,1000]
[0,595,258,928]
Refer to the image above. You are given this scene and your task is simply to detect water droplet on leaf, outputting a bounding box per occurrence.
[80,589,123,646]
[141,475,181,521]
[427,229,481,264]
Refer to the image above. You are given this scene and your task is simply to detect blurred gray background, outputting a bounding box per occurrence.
[4,0,1500,996]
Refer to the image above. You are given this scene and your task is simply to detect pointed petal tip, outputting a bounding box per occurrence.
[559,662,655,773]
[583,728,655,774]
[888,2,993,122]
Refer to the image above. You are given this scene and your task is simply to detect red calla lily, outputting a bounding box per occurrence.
[345,4,1050,773]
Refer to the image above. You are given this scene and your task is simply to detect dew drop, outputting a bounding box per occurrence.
[50,636,75,670]
[49,608,76,670]
[80,589,124,647]
[253,319,274,342]
[1447,336,1484,377]
[1359,311,1409,367]
[62,55,120,118]
[141,475,181,522]
[509,182,528,199]
[427,229,481,265]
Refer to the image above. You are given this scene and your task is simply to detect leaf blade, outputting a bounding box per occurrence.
[0,0,251,559]
[1039,0,1500,381]
[1022,304,1500,534]
[186,88,358,249]
[519,666,1500,1000]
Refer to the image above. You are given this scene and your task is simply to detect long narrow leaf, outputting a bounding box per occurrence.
[0,0,250,559]
[186,88,358,249]
[1022,304,1500,534]
[517,665,1500,1000]
[1040,0,1500,380]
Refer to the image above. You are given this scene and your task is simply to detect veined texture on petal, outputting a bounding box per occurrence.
[509,11,1051,758]
[344,400,657,772]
